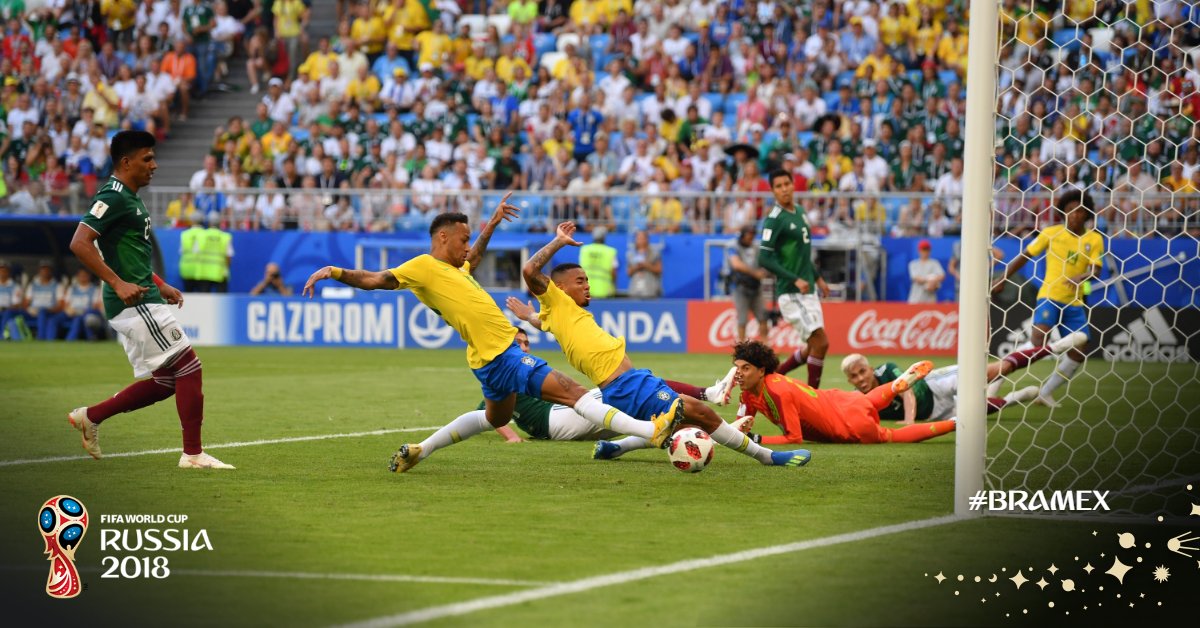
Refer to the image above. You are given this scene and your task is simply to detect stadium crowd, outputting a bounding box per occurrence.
[0,0,1197,239]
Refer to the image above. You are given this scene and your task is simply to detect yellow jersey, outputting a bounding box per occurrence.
[389,255,517,369]
[1025,225,1104,306]
[536,281,626,386]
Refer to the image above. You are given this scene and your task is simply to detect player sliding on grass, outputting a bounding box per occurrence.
[302,198,678,473]
[839,330,1087,424]
[991,189,1103,407]
[66,130,233,469]
[440,328,739,444]
[509,221,811,467]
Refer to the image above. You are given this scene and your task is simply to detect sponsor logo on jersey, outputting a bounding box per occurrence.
[89,200,109,218]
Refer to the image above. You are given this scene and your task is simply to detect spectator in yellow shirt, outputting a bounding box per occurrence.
[878,2,916,49]
[386,0,433,61]
[495,42,532,85]
[465,41,495,80]
[543,125,575,159]
[570,0,603,28]
[935,19,968,72]
[345,65,382,107]
[415,20,451,69]
[449,23,474,67]
[261,121,294,158]
[856,44,896,80]
[351,1,387,58]
[298,37,338,82]
[101,0,138,47]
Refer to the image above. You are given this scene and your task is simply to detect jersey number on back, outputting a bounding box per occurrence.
[143,216,151,241]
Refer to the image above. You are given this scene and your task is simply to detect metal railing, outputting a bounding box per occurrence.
[142,186,1199,238]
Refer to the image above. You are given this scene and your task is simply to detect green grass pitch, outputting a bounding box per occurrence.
[1,344,1196,626]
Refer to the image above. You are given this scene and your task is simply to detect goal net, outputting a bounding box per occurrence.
[985,0,1200,518]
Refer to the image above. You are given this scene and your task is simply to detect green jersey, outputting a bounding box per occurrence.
[80,176,164,318]
[183,4,215,43]
[873,362,933,421]
[758,203,816,297]
[475,395,553,440]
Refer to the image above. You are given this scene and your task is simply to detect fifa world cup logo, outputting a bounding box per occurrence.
[38,495,89,599]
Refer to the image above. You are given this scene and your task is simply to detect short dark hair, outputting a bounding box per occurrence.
[550,262,582,281]
[733,340,779,374]
[110,130,156,164]
[429,212,469,236]
[1056,188,1094,219]
[769,169,791,186]
[513,327,528,337]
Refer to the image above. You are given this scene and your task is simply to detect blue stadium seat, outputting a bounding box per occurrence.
[836,70,855,88]
[723,92,746,118]
[291,128,310,143]
[611,195,634,222]
[701,92,723,114]
[466,113,480,131]
[906,69,923,86]
[399,113,417,124]
[598,52,623,71]
[371,112,389,124]
[609,131,623,146]
[1052,28,1083,51]
[882,197,906,226]
[762,131,781,146]
[797,130,814,147]
[938,69,959,85]
[589,34,611,59]
[594,70,609,84]
[534,33,557,56]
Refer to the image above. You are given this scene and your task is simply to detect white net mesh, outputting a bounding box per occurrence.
[987,0,1200,516]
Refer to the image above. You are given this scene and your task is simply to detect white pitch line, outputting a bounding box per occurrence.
[0,427,439,468]
[336,514,963,628]
[170,568,554,588]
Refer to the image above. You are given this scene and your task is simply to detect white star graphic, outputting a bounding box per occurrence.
[1105,557,1132,584]
[1036,578,1049,590]
[934,571,945,584]
[1048,563,1058,575]
[1083,563,1094,574]
[1010,570,1029,589]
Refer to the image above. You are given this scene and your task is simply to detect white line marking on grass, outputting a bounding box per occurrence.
[0,427,439,467]
[336,514,963,628]
[170,568,554,588]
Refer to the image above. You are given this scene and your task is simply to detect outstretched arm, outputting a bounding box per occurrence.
[991,251,1029,294]
[302,266,399,297]
[522,221,582,295]
[466,191,520,274]
[505,296,544,331]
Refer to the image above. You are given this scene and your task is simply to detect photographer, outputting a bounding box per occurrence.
[728,225,771,343]
[250,262,293,296]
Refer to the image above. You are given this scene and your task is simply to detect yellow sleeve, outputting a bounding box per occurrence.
[535,281,571,332]
[1025,228,1053,256]
[388,256,430,290]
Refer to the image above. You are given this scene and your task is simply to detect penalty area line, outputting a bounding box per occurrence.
[0,427,439,467]
[335,514,963,628]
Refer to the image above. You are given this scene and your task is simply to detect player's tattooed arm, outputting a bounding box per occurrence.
[522,222,581,295]
[467,191,520,273]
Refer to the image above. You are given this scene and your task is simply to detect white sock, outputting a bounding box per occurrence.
[792,345,807,361]
[986,378,1002,397]
[710,422,774,465]
[1040,354,1083,398]
[418,410,492,459]
[613,436,650,457]
[574,395,653,439]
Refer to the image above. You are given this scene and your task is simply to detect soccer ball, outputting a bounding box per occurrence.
[667,428,714,473]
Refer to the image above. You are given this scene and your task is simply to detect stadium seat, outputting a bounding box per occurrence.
[610,195,634,222]
[556,32,582,53]
[540,51,566,72]
[723,93,746,118]
[598,52,623,71]
[534,33,557,56]
[371,113,388,125]
[701,92,723,114]
[906,69,923,86]
[458,14,487,37]
[589,34,611,58]
[938,70,960,85]
[594,70,610,84]
[836,70,855,88]
[486,14,511,37]
[290,128,310,143]
[399,113,417,124]
[1052,28,1083,52]
[797,130,814,146]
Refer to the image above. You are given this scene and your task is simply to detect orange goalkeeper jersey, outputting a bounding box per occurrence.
[737,374,879,444]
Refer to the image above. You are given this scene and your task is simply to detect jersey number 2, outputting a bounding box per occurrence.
[143,216,151,241]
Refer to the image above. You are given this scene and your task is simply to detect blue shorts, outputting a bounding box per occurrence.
[600,368,678,421]
[472,342,552,402]
[1033,298,1090,338]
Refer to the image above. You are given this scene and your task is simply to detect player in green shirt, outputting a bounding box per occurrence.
[759,169,831,388]
[67,130,233,470]
[838,332,1086,423]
